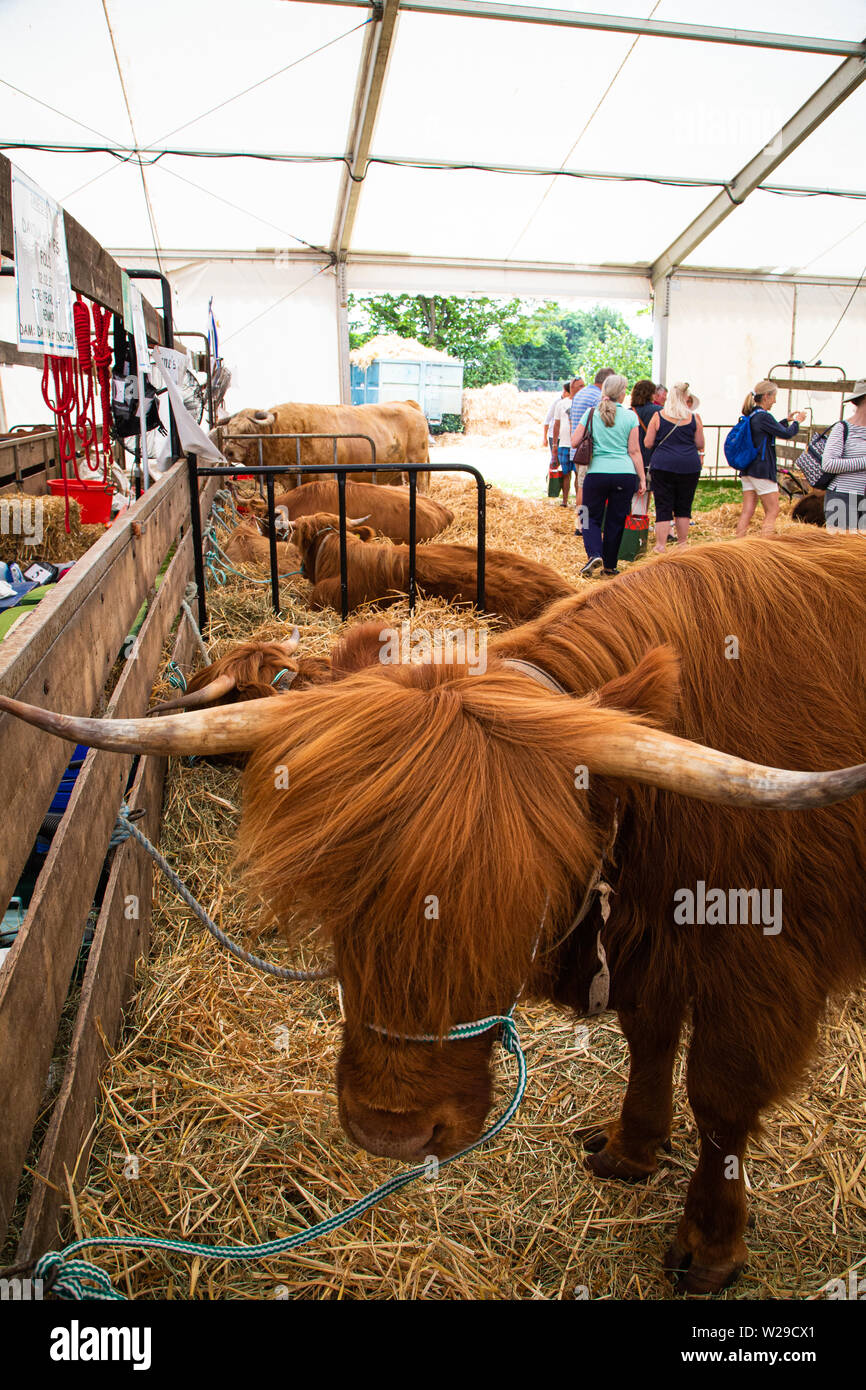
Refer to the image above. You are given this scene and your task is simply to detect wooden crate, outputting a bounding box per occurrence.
[0,428,61,498]
[0,459,218,1257]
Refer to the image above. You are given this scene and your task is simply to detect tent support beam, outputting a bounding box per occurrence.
[651,52,866,289]
[330,0,401,265]
[313,1,866,57]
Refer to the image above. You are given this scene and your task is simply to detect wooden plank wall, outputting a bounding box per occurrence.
[15,538,210,1262]
[0,461,217,1249]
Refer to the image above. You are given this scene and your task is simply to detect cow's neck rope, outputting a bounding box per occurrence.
[26,659,611,1300]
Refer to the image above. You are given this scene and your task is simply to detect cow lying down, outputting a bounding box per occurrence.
[151,622,392,713]
[243,478,454,545]
[285,511,574,624]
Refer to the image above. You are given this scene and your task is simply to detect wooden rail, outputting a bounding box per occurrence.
[0,459,217,1252]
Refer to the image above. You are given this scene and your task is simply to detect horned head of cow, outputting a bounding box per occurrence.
[221,408,276,467]
[282,512,378,574]
[4,649,866,1161]
[149,630,309,714]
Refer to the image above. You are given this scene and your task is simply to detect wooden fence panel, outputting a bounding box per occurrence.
[14,555,208,1262]
[0,468,216,1245]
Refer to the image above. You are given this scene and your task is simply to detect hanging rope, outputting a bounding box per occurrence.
[72,295,97,469]
[41,355,79,531]
[91,303,114,477]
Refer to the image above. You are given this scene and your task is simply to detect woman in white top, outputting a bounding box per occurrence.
[822,379,866,533]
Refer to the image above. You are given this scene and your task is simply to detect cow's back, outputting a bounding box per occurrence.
[278,480,451,542]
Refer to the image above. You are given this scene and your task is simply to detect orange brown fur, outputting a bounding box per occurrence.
[289,512,574,625]
[270,479,453,543]
[234,530,866,1290]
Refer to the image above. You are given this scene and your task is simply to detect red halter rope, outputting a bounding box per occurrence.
[40,295,113,531]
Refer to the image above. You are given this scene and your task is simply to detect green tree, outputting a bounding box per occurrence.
[578,322,653,385]
[348,293,524,386]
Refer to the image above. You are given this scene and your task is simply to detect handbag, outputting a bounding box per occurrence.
[572,406,595,468]
[797,421,848,490]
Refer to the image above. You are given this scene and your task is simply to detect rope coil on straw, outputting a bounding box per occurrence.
[32,1014,525,1300]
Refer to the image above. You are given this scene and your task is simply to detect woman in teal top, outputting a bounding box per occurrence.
[570,373,646,577]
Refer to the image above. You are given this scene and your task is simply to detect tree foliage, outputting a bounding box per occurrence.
[348,293,652,389]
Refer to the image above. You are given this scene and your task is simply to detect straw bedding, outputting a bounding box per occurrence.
[67,475,864,1300]
[0,493,106,565]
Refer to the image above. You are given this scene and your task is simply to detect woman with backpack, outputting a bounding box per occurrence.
[570,373,645,578]
[643,380,704,552]
[821,379,866,532]
[733,380,806,537]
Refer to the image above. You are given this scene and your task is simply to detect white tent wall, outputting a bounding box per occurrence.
[661,272,866,433]
[122,255,342,416]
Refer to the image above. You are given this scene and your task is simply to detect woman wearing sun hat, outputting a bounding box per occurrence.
[821,378,866,532]
[734,380,806,537]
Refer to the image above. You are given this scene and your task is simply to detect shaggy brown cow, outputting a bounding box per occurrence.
[221,521,304,573]
[4,532,866,1295]
[221,401,430,490]
[792,491,826,526]
[151,623,393,713]
[288,512,574,625]
[267,479,453,544]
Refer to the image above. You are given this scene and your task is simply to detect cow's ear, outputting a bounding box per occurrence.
[351,525,377,542]
[595,645,679,728]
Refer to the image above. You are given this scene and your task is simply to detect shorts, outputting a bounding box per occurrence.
[741,474,778,496]
[651,468,699,522]
[558,447,575,474]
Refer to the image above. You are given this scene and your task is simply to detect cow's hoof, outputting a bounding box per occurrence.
[585,1146,655,1183]
[664,1242,745,1296]
[575,1123,672,1157]
[574,1122,611,1153]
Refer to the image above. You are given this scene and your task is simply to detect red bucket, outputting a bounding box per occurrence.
[48,478,114,524]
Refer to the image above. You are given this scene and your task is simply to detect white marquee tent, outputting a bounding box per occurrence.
[1,0,865,427]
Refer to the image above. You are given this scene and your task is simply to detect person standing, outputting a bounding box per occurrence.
[821,378,866,532]
[644,381,704,551]
[653,384,668,409]
[570,368,614,531]
[543,382,569,457]
[734,380,806,537]
[551,378,582,507]
[571,373,645,577]
[630,379,660,473]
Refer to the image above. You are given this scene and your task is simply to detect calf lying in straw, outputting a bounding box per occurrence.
[288,511,574,624]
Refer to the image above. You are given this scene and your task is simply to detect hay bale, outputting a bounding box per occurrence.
[0,492,106,565]
[462,385,558,449]
[349,334,457,370]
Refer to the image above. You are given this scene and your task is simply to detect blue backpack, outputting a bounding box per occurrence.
[724,412,768,472]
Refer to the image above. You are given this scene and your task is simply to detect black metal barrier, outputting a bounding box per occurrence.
[185,432,486,628]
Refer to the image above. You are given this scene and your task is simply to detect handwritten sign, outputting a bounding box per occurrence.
[11,166,76,357]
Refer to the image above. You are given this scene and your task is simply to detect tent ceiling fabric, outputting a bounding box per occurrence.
[0,0,863,276]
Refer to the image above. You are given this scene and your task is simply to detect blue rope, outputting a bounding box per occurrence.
[26,805,531,1300]
[165,661,187,692]
[203,526,302,589]
[34,1015,525,1300]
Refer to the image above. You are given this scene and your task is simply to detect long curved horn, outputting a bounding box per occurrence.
[149,673,237,715]
[0,694,265,756]
[347,514,372,525]
[589,725,866,809]
[283,626,300,655]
